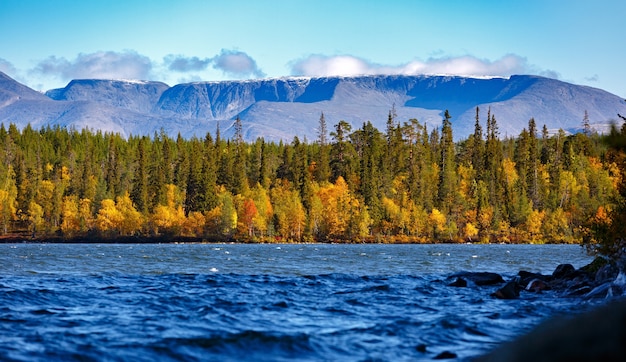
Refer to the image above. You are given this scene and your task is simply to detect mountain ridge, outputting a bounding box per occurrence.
[1,72,624,141]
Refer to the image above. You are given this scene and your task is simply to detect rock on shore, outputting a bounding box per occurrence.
[467,254,626,361]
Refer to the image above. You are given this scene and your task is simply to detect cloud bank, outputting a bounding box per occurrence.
[33,51,153,81]
[164,55,210,72]
[8,49,560,91]
[290,54,540,78]
[164,49,265,78]
[211,49,265,78]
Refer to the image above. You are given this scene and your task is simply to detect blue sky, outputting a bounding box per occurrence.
[1,0,624,97]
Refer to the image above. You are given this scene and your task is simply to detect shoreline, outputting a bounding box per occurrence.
[0,233,583,246]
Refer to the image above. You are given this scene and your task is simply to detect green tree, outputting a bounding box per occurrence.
[438,110,456,212]
[315,112,331,182]
[131,137,149,214]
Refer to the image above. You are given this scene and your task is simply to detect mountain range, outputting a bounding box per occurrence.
[1,71,624,141]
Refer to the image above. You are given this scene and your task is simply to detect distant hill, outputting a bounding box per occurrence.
[1,71,624,141]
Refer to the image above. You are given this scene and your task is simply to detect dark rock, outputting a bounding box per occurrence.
[476,299,626,361]
[448,277,468,287]
[433,351,457,359]
[491,279,520,299]
[518,270,551,288]
[595,263,619,284]
[448,272,504,286]
[580,256,609,274]
[415,344,427,353]
[552,263,576,279]
[526,278,551,292]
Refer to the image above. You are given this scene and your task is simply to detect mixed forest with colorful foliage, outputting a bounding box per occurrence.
[0,108,621,244]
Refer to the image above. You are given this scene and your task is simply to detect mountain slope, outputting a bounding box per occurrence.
[1,72,624,141]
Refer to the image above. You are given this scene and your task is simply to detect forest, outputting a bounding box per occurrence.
[0,107,621,244]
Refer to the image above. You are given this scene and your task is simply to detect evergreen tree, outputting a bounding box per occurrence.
[471,107,484,177]
[232,115,248,194]
[315,112,331,182]
[527,118,540,207]
[131,137,149,214]
[105,136,121,198]
[582,110,591,136]
[438,110,456,212]
[173,133,189,191]
[201,133,219,211]
[185,139,204,213]
[354,121,384,222]
[330,120,354,183]
[484,109,505,223]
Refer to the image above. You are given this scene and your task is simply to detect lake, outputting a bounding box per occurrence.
[0,243,596,361]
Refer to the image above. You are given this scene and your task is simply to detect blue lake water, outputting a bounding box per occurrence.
[0,243,596,361]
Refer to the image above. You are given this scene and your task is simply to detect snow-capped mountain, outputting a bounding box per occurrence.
[0,71,624,141]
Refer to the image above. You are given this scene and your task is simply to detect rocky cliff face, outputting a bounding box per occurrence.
[1,72,624,141]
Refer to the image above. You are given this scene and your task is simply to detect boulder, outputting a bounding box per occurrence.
[491,279,520,299]
[448,272,504,286]
[518,270,551,289]
[552,263,576,279]
[526,278,551,292]
[595,263,619,284]
[447,277,468,287]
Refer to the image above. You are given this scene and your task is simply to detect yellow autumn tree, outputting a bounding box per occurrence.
[0,189,16,234]
[307,182,324,238]
[95,199,122,235]
[60,195,80,237]
[36,179,55,233]
[464,222,479,242]
[219,188,238,237]
[205,186,237,239]
[78,198,93,233]
[316,176,352,239]
[250,183,273,237]
[542,207,572,243]
[96,193,143,236]
[347,197,372,239]
[27,201,44,237]
[428,208,447,240]
[457,164,476,205]
[151,184,186,235]
[271,181,306,241]
[525,208,545,243]
[115,192,144,236]
[558,171,581,208]
[182,211,206,237]
[0,165,17,234]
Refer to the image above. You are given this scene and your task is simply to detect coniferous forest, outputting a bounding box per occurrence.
[0,108,620,244]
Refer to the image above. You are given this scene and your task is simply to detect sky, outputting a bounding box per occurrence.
[0,0,624,97]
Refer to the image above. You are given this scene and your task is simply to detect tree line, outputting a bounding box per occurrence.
[0,108,619,244]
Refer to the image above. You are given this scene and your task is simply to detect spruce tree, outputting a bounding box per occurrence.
[131,137,149,214]
[437,110,456,212]
[315,112,331,182]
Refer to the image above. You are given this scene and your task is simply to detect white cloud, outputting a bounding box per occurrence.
[290,54,547,78]
[290,55,376,77]
[211,49,265,78]
[32,50,153,81]
[162,49,265,79]
[164,55,211,72]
